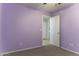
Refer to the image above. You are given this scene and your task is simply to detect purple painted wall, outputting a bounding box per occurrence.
[52,4,79,53]
[1,4,49,52]
[1,3,79,53]
[0,4,2,52]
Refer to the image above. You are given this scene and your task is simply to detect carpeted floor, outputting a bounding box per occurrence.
[4,45,79,56]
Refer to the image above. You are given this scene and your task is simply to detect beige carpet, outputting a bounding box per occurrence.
[4,45,79,56]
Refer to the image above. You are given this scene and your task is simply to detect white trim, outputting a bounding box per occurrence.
[42,15,43,46]
[0,46,42,56]
[61,47,79,55]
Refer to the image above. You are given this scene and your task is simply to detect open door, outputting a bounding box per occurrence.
[50,15,60,47]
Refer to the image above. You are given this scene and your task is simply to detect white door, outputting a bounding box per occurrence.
[50,15,60,47]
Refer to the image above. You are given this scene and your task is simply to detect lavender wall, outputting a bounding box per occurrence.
[52,4,79,53]
[1,4,49,52]
[0,4,2,52]
[2,3,79,53]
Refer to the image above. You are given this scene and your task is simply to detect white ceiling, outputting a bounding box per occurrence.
[20,3,72,13]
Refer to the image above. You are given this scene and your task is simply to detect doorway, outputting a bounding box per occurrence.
[42,15,60,47]
[42,15,50,46]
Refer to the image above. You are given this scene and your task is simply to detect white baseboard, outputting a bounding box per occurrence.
[61,47,79,55]
[0,45,42,56]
